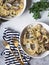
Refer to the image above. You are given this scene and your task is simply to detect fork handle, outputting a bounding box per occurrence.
[11,50,25,65]
[17,58,25,65]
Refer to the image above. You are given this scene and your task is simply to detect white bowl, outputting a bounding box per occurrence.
[0,0,26,20]
[20,22,49,58]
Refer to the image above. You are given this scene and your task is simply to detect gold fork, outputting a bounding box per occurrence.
[12,38,24,64]
[12,38,22,60]
[3,41,24,65]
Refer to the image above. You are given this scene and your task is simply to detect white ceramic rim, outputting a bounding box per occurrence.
[20,22,49,58]
[0,0,26,20]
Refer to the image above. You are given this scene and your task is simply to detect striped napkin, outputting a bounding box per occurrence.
[3,28,31,65]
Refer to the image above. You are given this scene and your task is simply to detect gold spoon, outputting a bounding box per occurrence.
[3,41,24,65]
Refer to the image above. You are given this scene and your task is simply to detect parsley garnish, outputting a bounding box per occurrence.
[29,0,49,19]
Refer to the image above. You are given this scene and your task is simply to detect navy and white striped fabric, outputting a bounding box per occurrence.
[3,28,31,65]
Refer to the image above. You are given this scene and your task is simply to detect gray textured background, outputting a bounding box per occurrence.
[0,0,49,65]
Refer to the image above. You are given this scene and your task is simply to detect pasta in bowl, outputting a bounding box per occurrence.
[0,0,26,20]
[20,22,49,58]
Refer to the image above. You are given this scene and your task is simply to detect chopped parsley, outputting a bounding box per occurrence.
[29,0,49,19]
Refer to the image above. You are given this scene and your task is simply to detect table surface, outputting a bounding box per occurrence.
[0,0,49,65]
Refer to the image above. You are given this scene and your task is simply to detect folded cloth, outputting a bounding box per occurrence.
[3,28,31,65]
